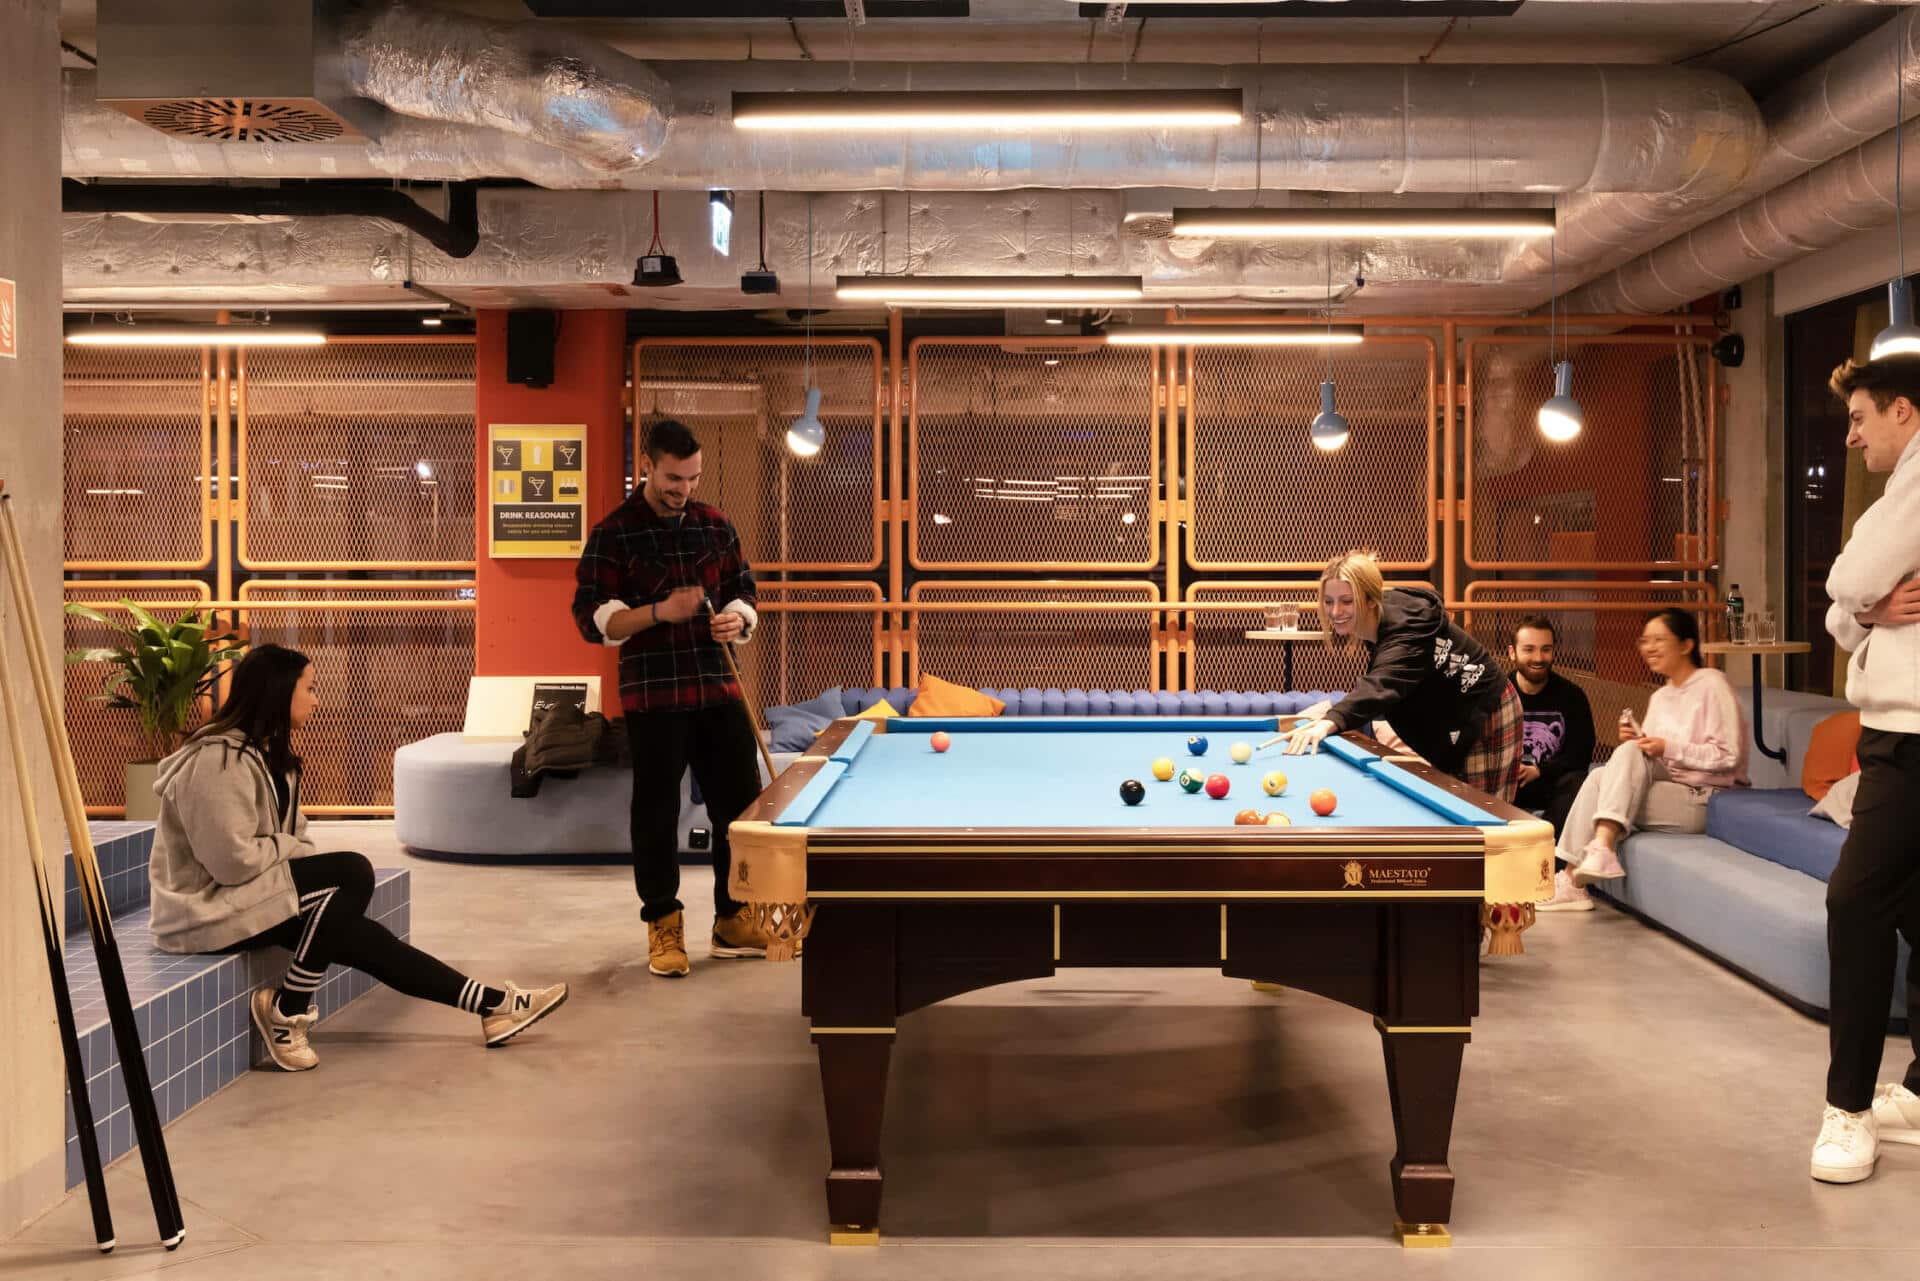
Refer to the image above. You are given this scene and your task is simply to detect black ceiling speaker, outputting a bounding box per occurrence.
[1711,333,1745,368]
[505,310,556,388]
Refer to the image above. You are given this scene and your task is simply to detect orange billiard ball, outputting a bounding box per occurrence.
[1310,788,1337,817]
[1234,808,1263,825]
[931,731,952,753]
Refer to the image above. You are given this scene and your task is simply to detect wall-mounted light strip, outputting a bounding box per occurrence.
[1171,207,1557,240]
[66,329,326,347]
[735,90,1243,131]
[837,275,1145,306]
[1102,324,1365,347]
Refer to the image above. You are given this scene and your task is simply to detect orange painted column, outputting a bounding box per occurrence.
[473,309,628,686]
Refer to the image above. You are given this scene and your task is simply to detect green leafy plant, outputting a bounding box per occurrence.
[64,601,247,762]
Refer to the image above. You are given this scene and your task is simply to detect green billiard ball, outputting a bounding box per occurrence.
[1178,768,1206,793]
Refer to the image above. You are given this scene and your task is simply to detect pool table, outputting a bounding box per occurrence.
[728,716,1554,1248]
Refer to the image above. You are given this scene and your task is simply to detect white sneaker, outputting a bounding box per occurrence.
[1534,869,1595,913]
[1810,1105,1878,1183]
[1873,1083,1920,1146]
[1570,840,1626,887]
[250,988,318,1072]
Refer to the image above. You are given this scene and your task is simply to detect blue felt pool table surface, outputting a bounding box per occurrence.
[774,717,1506,831]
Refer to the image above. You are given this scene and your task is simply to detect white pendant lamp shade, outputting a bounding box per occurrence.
[787,386,825,457]
[1872,279,1920,360]
[1537,359,1584,442]
[1310,380,1350,452]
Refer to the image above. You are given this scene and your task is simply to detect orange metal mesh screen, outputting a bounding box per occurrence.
[1185,581,1436,696]
[1465,336,1716,571]
[734,581,885,710]
[1186,338,1437,572]
[238,581,474,813]
[1458,581,1717,757]
[633,338,883,571]
[908,339,1160,570]
[63,348,211,569]
[907,581,1160,691]
[65,581,213,812]
[238,340,476,570]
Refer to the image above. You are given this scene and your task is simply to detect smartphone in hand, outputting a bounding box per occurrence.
[1618,708,1642,737]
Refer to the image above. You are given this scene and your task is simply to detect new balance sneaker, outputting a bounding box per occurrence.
[711,910,772,959]
[1571,840,1626,887]
[648,911,691,978]
[1534,869,1595,913]
[1873,1083,1920,1146]
[250,988,318,1072]
[1810,1105,1878,1184]
[482,981,569,1048]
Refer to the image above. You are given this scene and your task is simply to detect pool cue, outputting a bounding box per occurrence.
[0,517,116,1252]
[705,599,776,781]
[0,492,184,1250]
[1256,713,1315,752]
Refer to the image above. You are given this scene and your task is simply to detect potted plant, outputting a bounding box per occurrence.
[64,601,247,820]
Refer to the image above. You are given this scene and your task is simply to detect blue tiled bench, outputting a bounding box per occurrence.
[64,820,158,935]
[59,823,410,1189]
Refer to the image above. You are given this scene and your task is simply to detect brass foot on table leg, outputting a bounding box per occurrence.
[1481,901,1534,957]
[1250,981,1283,994]
[829,1226,880,1246]
[1394,1220,1452,1248]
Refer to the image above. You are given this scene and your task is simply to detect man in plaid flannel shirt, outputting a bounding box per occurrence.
[571,419,771,978]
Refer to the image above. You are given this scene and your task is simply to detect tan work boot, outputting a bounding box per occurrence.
[711,909,772,959]
[648,911,690,978]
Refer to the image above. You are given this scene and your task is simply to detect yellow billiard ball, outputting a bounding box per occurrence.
[1264,811,1292,826]
[1262,771,1288,796]
[1151,757,1176,781]
[1229,741,1253,765]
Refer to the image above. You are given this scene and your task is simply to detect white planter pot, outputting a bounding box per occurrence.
[123,761,161,821]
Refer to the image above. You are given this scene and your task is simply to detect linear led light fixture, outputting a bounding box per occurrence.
[1171,207,1557,240]
[66,328,326,347]
[61,300,449,314]
[1103,324,1365,347]
[735,90,1243,132]
[836,275,1145,306]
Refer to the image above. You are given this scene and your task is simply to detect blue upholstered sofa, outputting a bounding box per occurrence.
[1595,684,1910,1025]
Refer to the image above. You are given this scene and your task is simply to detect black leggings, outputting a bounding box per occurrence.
[223,851,484,1014]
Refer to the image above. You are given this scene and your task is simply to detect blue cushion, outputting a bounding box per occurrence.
[1245,692,1273,715]
[1087,690,1113,716]
[1223,692,1249,716]
[1064,689,1088,716]
[1200,691,1227,716]
[1154,691,1183,716]
[1019,688,1043,716]
[766,705,834,753]
[837,688,866,716]
[1109,691,1136,715]
[1176,691,1203,715]
[1706,788,1849,883]
[1041,688,1067,716]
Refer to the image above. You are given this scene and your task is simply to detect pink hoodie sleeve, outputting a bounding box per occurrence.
[1665,670,1744,776]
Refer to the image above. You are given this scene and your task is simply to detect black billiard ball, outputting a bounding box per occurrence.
[1119,779,1147,806]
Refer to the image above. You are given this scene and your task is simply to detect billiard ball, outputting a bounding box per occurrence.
[1262,771,1288,796]
[1119,779,1146,806]
[1151,757,1176,781]
[1205,773,1230,799]
[1229,741,1253,764]
[1187,735,1209,756]
[1234,808,1263,825]
[1310,788,1337,816]
[930,731,952,753]
[1178,768,1206,793]
[1264,811,1292,826]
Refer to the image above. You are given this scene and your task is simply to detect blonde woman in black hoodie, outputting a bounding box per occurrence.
[150,645,566,1071]
[1282,551,1524,801]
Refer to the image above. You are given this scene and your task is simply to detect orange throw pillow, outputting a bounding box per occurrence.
[907,673,1006,718]
[1802,711,1862,802]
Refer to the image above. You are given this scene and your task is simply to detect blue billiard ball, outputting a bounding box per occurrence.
[1187,735,1209,756]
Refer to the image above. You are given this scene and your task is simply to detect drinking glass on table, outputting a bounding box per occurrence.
[1263,606,1285,631]
[1277,605,1302,631]
[1751,609,1776,645]
[1727,613,1747,644]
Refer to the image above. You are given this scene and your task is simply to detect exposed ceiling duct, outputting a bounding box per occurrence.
[1520,9,1920,305]
[337,1,672,173]
[61,178,480,259]
[62,57,1762,196]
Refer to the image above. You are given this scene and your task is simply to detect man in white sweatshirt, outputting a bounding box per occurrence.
[1812,356,1920,1183]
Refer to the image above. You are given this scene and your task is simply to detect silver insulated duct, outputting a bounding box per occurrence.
[338,1,671,172]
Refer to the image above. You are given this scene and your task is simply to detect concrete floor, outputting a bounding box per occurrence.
[5,821,1918,1281]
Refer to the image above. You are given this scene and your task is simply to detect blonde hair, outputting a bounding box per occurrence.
[1319,550,1386,652]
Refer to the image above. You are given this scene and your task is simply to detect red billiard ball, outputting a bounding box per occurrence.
[931,731,952,753]
[1205,773,1230,799]
[1310,788,1337,816]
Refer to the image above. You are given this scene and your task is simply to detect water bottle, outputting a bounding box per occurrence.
[1726,583,1745,641]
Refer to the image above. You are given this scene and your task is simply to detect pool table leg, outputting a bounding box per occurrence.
[816,1030,892,1245]
[1379,1026,1468,1248]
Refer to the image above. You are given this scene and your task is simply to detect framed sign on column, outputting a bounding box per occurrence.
[488,424,587,558]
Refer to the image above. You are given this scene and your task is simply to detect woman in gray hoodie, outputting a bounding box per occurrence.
[150,644,566,1071]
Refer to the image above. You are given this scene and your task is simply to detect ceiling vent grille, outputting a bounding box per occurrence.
[130,97,353,143]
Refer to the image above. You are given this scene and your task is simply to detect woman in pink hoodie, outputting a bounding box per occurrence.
[1538,608,1749,911]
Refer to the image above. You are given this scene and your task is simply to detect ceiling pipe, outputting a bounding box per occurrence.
[60,179,481,259]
